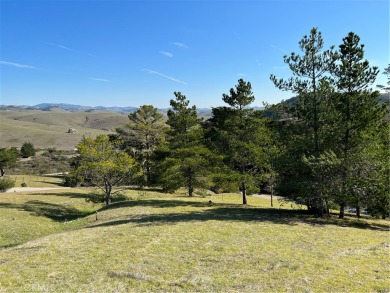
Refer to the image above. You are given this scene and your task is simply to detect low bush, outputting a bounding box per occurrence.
[63,172,84,187]
[0,176,15,192]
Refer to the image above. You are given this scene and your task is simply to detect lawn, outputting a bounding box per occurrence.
[0,188,389,292]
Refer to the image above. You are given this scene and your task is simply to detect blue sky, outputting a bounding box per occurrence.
[1,0,388,108]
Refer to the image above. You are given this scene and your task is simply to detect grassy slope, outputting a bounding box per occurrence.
[11,174,68,188]
[0,110,129,150]
[0,187,388,292]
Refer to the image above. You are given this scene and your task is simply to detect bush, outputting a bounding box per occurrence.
[20,142,36,158]
[63,172,84,187]
[21,182,27,187]
[0,176,15,192]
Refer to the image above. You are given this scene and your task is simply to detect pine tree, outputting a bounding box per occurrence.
[116,105,168,185]
[206,79,271,205]
[270,28,336,213]
[270,27,336,156]
[330,32,385,218]
[160,92,216,196]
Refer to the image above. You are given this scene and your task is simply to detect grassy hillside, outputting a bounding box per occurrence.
[0,184,388,292]
[0,110,129,150]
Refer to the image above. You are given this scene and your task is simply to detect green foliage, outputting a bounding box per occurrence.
[270,28,389,218]
[376,64,390,94]
[20,182,27,187]
[159,92,218,196]
[0,176,15,192]
[222,78,255,110]
[0,147,19,176]
[270,27,336,155]
[167,91,200,137]
[115,105,168,185]
[20,142,36,158]
[327,32,385,218]
[72,135,140,205]
[63,172,84,187]
[205,79,273,204]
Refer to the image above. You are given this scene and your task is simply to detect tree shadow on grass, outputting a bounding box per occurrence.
[0,200,94,221]
[30,176,65,187]
[39,192,91,199]
[99,199,212,211]
[90,205,312,228]
[90,199,390,231]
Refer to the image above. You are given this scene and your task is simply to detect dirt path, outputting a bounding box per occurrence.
[6,187,71,193]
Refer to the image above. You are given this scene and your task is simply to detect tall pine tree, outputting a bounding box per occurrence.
[160,92,217,196]
[115,105,168,185]
[330,32,385,218]
[206,79,271,204]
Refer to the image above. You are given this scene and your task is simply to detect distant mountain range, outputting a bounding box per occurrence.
[0,103,265,117]
[1,93,386,115]
[1,103,140,113]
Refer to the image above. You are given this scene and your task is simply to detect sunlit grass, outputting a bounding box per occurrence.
[0,188,102,248]
[10,174,65,188]
[0,187,388,292]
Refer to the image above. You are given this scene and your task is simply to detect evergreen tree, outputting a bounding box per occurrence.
[160,92,216,196]
[115,105,168,185]
[0,147,19,176]
[20,142,36,158]
[270,27,336,156]
[205,79,271,204]
[270,28,337,213]
[330,32,385,218]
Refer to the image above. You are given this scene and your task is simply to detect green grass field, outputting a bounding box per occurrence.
[0,185,389,292]
[10,174,66,188]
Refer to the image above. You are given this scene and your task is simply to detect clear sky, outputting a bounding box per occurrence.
[1,0,388,108]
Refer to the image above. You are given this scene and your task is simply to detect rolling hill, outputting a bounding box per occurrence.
[0,109,129,150]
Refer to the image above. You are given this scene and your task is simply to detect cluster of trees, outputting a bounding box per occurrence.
[0,142,36,191]
[67,28,388,218]
[0,142,36,177]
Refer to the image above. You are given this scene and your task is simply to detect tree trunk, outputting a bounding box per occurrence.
[339,201,345,218]
[325,198,330,216]
[318,199,324,218]
[145,151,150,184]
[188,168,194,197]
[104,178,112,205]
[242,182,247,205]
[356,205,361,218]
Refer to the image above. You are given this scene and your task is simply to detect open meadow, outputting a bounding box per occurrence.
[0,176,388,292]
[0,110,129,150]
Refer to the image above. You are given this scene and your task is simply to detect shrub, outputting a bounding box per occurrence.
[20,142,36,158]
[0,176,15,192]
[63,172,84,187]
[21,182,27,187]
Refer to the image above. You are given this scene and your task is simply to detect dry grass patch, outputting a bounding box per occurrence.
[0,110,128,150]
